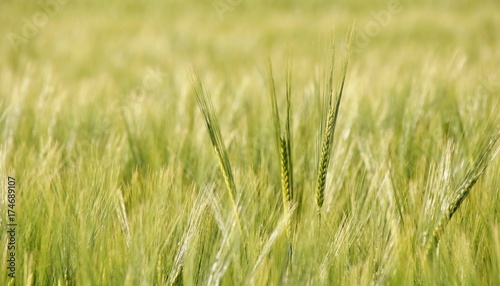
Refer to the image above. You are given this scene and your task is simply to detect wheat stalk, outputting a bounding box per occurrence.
[268,61,294,215]
[316,28,354,217]
[268,60,294,263]
[192,69,244,238]
[425,127,500,257]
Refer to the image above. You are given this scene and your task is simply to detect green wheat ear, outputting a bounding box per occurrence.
[268,60,294,215]
[426,127,500,257]
[316,27,354,216]
[268,59,294,261]
[192,68,244,237]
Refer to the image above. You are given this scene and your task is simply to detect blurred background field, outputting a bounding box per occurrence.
[1,0,500,285]
[2,0,500,80]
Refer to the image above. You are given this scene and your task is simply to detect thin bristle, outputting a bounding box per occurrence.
[327,29,336,108]
[268,60,281,155]
[285,62,294,202]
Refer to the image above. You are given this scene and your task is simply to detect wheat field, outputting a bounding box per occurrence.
[1,0,500,285]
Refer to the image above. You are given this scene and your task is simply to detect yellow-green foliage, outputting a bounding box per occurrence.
[1,1,500,285]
